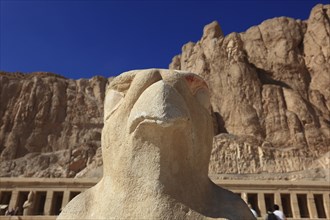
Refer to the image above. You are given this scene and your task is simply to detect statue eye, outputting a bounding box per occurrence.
[182,74,211,112]
[194,88,211,112]
[104,89,124,121]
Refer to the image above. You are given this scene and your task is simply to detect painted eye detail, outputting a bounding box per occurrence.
[195,88,211,112]
[183,74,211,112]
[104,89,124,121]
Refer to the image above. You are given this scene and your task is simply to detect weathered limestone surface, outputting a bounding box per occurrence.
[0,72,108,177]
[58,69,255,220]
[170,4,330,179]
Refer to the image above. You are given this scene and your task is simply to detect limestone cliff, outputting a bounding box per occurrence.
[1,4,329,180]
[0,72,108,177]
[170,4,330,180]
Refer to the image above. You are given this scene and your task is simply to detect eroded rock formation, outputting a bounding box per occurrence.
[1,4,329,180]
[0,72,108,177]
[170,4,330,180]
[58,69,255,220]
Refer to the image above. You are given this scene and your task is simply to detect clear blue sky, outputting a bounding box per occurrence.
[0,0,328,79]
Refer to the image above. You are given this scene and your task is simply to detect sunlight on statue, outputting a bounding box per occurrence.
[58,69,255,220]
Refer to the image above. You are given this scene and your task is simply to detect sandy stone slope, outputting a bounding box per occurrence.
[1,4,329,180]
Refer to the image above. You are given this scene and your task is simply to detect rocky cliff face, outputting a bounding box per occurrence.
[170,4,330,180]
[0,72,108,177]
[1,4,329,180]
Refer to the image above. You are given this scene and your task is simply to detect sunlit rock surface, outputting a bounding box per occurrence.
[170,4,330,180]
[0,4,329,181]
[0,72,108,177]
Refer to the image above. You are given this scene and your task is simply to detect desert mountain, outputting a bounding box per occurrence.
[170,4,330,180]
[1,4,329,180]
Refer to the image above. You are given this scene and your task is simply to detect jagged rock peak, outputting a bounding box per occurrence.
[169,4,330,181]
[202,20,224,40]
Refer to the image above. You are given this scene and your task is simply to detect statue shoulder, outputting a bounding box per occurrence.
[210,184,256,220]
[57,188,94,220]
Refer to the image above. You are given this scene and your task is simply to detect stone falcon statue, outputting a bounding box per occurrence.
[58,69,256,220]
